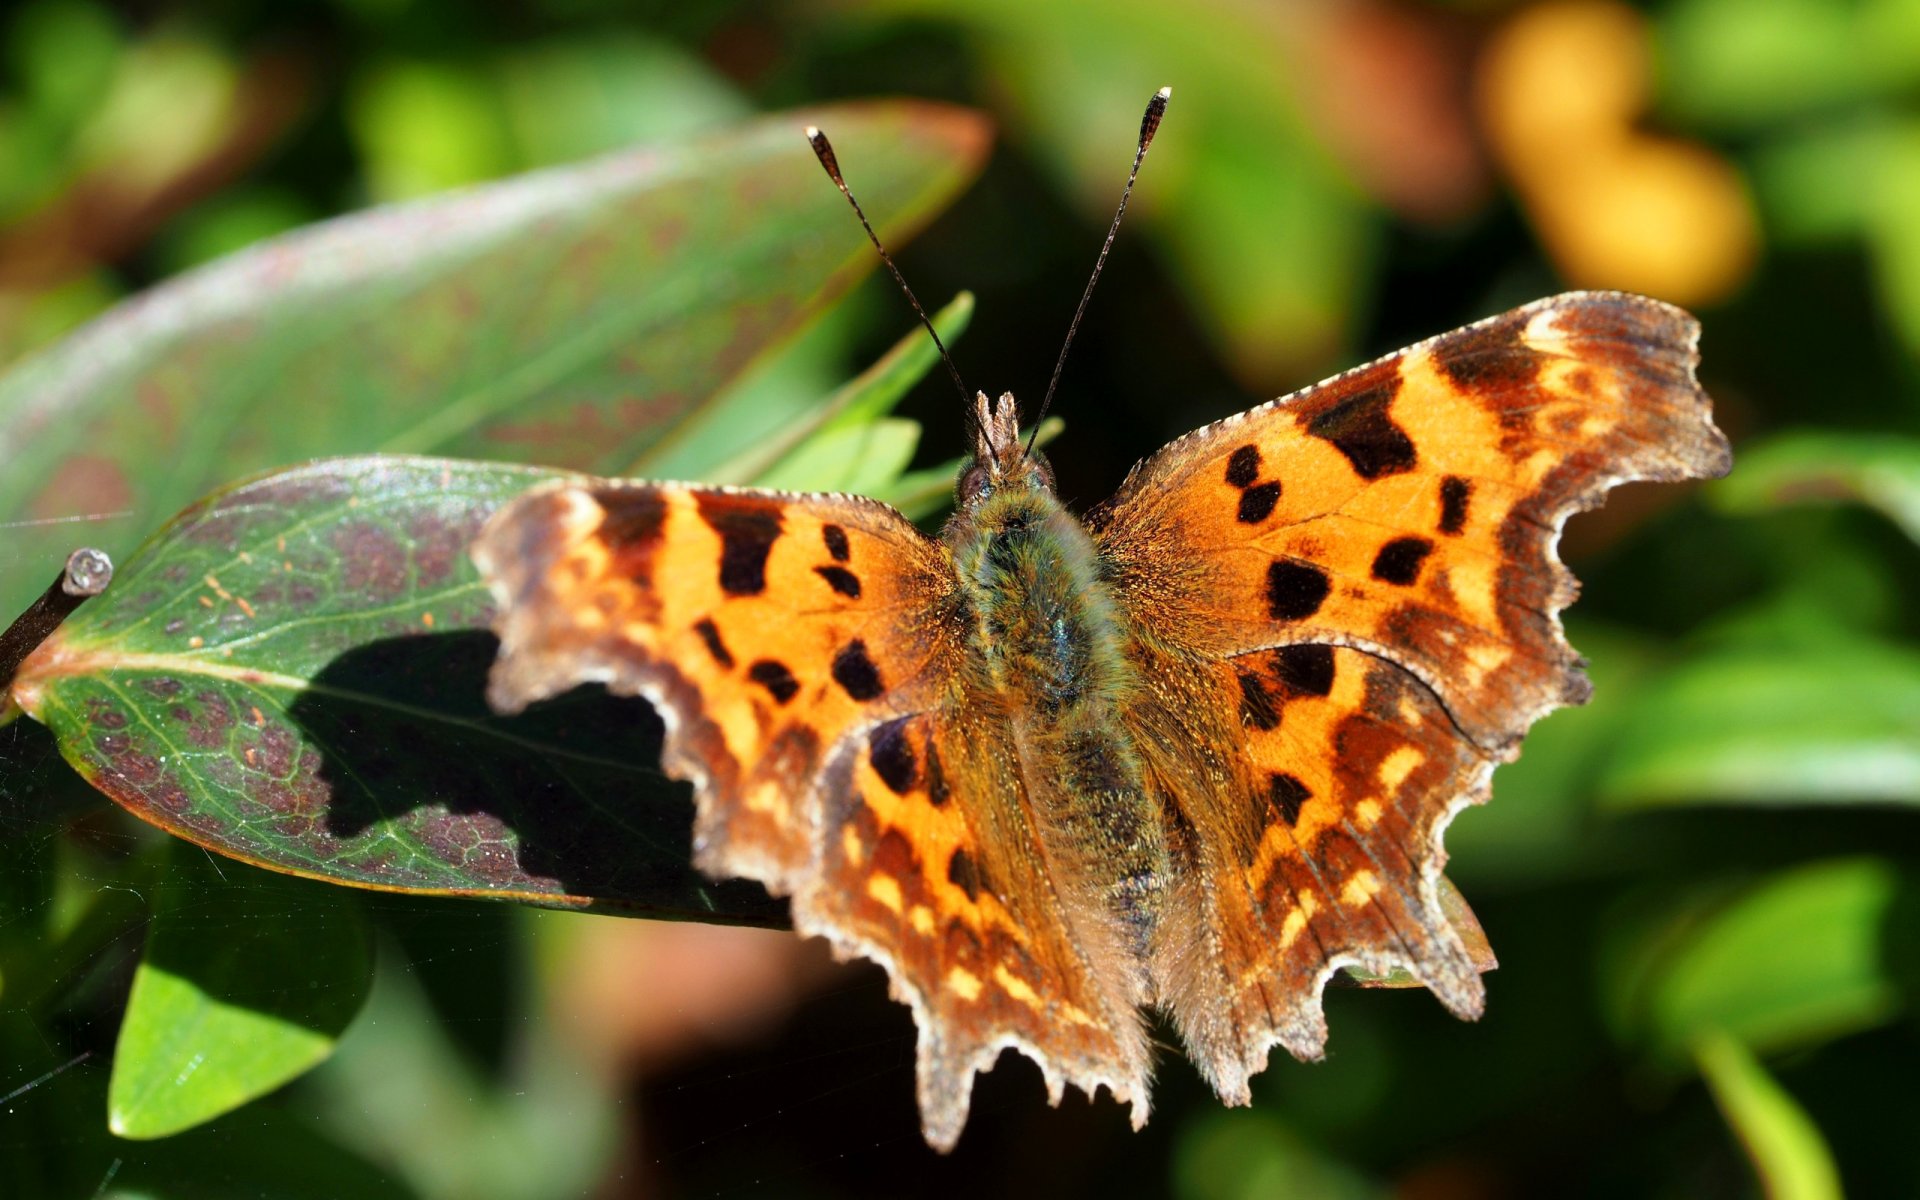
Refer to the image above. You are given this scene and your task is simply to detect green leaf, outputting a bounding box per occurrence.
[0,100,991,620]
[108,849,374,1139]
[701,291,974,486]
[1172,1110,1383,1200]
[1714,431,1920,544]
[1599,643,1920,807]
[1611,859,1902,1061]
[750,418,921,495]
[1657,0,1920,130]
[1695,1030,1844,1200]
[297,928,618,1200]
[8,457,786,922]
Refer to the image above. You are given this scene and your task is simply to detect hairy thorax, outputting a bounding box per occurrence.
[945,486,1170,969]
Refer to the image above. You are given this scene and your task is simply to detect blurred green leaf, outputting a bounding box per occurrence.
[299,934,618,1200]
[108,850,373,1138]
[0,0,124,218]
[1865,121,1920,365]
[1172,1110,1382,1200]
[750,417,920,494]
[847,0,1372,386]
[0,100,991,622]
[1447,622,1656,886]
[350,60,514,200]
[1658,0,1920,130]
[1713,431,1920,544]
[499,34,750,167]
[72,31,238,196]
[1751,118,1898,246]
[702,291,973,485]
[1695,1029,1843,1200]
[1600,643,1920,807]
[101,1110,421,1200]
[1612,859,1901,1061]
[157,187,319,274]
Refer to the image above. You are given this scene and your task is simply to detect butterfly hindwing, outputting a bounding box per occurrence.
[808,706,1150,1150]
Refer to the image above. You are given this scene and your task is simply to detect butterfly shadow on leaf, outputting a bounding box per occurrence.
[285,629,786,925]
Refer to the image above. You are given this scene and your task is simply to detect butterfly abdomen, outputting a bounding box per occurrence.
[949,487,1168,962]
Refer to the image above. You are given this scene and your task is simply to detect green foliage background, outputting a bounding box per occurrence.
[1,0,1917,1196]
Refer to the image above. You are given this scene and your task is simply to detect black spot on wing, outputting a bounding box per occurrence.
[1237,670,1280,731]
[924,743,950,807]
[597,491,669,553]
[1305,383,1417,479]
[1236,481,1281,524]
[1439,476,1471,535]
[594,491,669,583]
[748,659,799,704]
[822,523,851,562]
[693,617,734,669]
[696,494,782,596]
[1266,561,1331,621]
[1271,644,1334,697]
[1371,536,1433,586]
[814,565,862,598]
[831,639,884,701]
[1268,773,1310,826]
[1435,311,1547,391]
[1225,445,1262,489]
[869,716,917,795]
[947,848,983,902]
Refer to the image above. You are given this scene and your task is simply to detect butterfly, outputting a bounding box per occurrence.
[470,89,1732,1151]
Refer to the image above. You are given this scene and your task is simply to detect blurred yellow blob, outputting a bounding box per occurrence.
[1477,0,1758,305]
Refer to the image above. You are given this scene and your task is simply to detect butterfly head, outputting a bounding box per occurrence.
[958,390,1054,508]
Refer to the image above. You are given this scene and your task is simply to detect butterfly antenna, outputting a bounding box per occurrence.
[806,125,970,406]
[1028,85,1170,452]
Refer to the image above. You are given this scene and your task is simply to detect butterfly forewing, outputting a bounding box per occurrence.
[476,482,962,888]
[1096,292,1730,749]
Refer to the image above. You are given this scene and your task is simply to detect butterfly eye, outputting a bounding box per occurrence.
[957,462,993,507]
[1030,452,1057,492]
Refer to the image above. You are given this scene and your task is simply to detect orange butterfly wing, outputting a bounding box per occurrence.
[1091,292,1732,1095]
[473,482,1147,1149]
